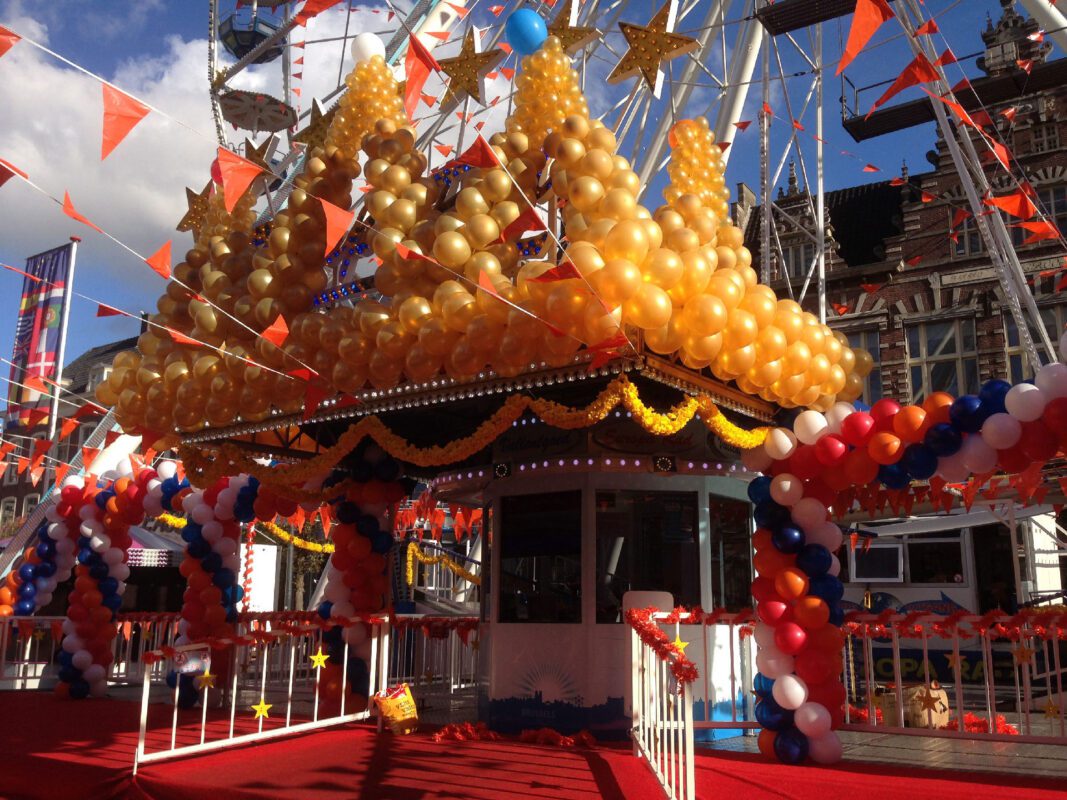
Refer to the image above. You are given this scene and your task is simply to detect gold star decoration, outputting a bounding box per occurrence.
[672,635,689,654]
[945,652,964,673]
[292,99,337,151]
[310,647,329,669]
[917,690,942,712]
[548,0,601,54]
[1012,644,1036,665]
[437,28,504,106]
[608,1,699,98]
[195,668,216,690]
[242,137,272,171]
[1044,700,1062,719]
[33,629,45,641]
[176,182,212,235]
[251,698,273,719]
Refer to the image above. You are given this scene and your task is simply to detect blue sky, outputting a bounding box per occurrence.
[0,0,1028,391]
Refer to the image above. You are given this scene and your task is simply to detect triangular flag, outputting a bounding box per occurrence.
[984,190,1038,220]
[421,92,438,107]
[1015,220,1061,244]
[82,446,101,468]
[0,157,27,190]
[868,53,939,117]
[890,177,907,186]
[950,208,972,229]
[1000,107,1017,122]
[832,302,850,316]
[983,138,1012,170]
[145,240,172,279]
[104,430,122,448]
[16,456,29,475]
[500,67,515,81]
[30,438,52,470]
[29,465,44,487]
[319,197,354,256]
[529,261,582,283]
[934,48,957,66]
[837,0,895,75]
[303,382,328,421]
[27,407,49,428]
[295,0,343,26]
[1017,59,1034,74]
[489,5,504,16]
[446,2,469,17]
[863,164,880,172]
[23,374,48,395]
[53,462,71,487]
[733,120,752,131]
[497,206,544,242]
[0,24,20,58]
[920,88,976,129]
[792,119,805,131]
[453,136,499,169]
[860,282,882,294]
[920,191,936,203]
[906,255,923,266]
[427,31,451,41]
[101,84,150,160]
[216,146,264,213]
[404,34,440,121]
[96,302,127,318]
[262,314,290,348]
[167,327,200,346]
[477,270,499,297]
[915,19,939,35]
[59,417,80,441]
[434,144,454,157]
[62,191,103,233]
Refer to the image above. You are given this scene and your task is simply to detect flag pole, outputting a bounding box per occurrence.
[46,237,78,456]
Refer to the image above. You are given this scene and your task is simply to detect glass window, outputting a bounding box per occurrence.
[499,491,582,624]
[708,496,752,611]
[1031,124,1060,154]
[780,242,815,279]
[595,490,699,622]
[0,497,16,525]
[905,318,978,403]
[21,494,39,515]
[906,537,965,584]
[844,329,882,404]
[3,462,16,485]
[1005,304,1067,382]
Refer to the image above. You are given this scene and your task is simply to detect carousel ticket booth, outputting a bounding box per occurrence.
[433,387,762,738]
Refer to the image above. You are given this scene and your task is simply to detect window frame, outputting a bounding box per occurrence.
[1005,303,1067,383]
[21,493,39,516]
[905,316,979,403]
[844,328,883,405]
[844,533,967,587]
[0,497,16,525]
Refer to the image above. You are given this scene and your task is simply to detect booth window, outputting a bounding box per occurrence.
[709,496,752,610]
[906,318,978,403]
[498,490,582,624]
[595,490,700,623]
[844,532,964,586]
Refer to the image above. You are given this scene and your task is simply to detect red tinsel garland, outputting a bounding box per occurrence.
[941,712,1019,735]
[625,607,700,688]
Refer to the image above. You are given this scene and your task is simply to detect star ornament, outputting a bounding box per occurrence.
[672,635,689,654]
[917,690,942,712]
[549,0,601,54]
[1044,700,1062,719]
[310,646,329,669]
[252,698,273,719]
[1012,644,1036,665]
[292,99,337,151]
[437,28,504,106]
[177,182,212,235]
[195,668,216,690]
[608,1,699,98]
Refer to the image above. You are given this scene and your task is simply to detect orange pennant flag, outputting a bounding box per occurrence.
[934,48,957,66]
[167,327,200,346]
[984,190,1038,220]
[496,206,544,242]
[262,314,290,348]
[831,302,850,316]
[96,302,127,317]
[0,157,27,190]
[59,416,80,441]
[0,24,20,58]
[500,67,515,81]
[404,34,439,121]
[489,5,504,16]
[295,0,343,25]
[319,197,354,256]
[23,374,49,395]
[30,438,52,470]
[101,84,150,160]
[446,2,469,17]
[868,53,939,117]
[82,446,100,469]
[434,144,454,157]
[421,92,438,107]
[477,270,499,297]
[53,462,71,487]
[145,240,172,279]
[837,0,894,75]
[16,456,29,475]
[529,261,582,283]
[915,18,939,35]
[216,146,264,213]
[1015,220,1062,244]
[62,191,103,233]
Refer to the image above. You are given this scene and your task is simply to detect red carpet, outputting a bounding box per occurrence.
[0,693,1064,800]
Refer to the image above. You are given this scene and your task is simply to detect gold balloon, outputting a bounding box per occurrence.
[854,348,874,377]
[755,326,787,362]
[783,341,813,376]
[644,248,684,289]
[570,176,605,212]
[603,219,649,264]
[645,313,687,354]
[623,284,672,330]
[591,259,642,306]
[681,293,727,337]
[433,230,472,269]
[398,296,433,331]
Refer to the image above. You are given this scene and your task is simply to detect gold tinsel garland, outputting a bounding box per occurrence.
[155,511,335,554]
[178,375,770,493]
[406,542,481,588]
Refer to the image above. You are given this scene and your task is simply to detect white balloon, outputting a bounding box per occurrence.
[72,649,93,670]
[182,493,201,514]
[78,505,99,521]
[143,498,164,517]
[753,622,776,649]
[355,640,374,661]
[156,461,178,480]
[808,731,844,764]
[103,547,124,565]
[191,503,215,525]
[770,474,804,506]
[806,521,843,551]
[62,636,84,654]
[47,522,68,541]
[794,410,829,445]
[764,428,798,461]
[959,434,998,474]
[116,458,133,477]
[90,679,108,698]
[981,412,1022,450]
[741,446,773,474]
[89,534,112,552]
[331,600,355,619]
[755,651,795,680]
[937,450,970,482]
[213,537,237,556]
[80,519,103,538]
[55,536,74,555]
[61,475,85,489]
[792,498,828,532]
[825,402,855,435]
[62,619,77,636]
[343,624,369,645]
[1005,383,1046,421]
[828,553,841,577]
[772,674,809,710]
[1036,362,1067,399]
[350,31,386,64]
[35,576,52,591]
[795,701,832,737]
[223,553,240,572]
[147,479,162,492]
[35,591,53,606]
[111,564,131,582]
[83,664,106,684]
[325,580,350,603]
[45,505,63,523]
[201,521,223,543]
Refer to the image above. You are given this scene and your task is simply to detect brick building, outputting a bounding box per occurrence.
[736,1,1067,407]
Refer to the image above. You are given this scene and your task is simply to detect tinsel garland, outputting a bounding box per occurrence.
[405,542,481,587]
[625,606,700,688]
[156,512,335,554]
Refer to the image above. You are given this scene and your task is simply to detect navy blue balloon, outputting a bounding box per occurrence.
[187,539,211,559]
[94,491,111,510]
[177,683,199,709]
[86,552,103,567]
[747,476,773,504]
[317,601,333,620]
[201,551,222,573]
[753,673,775,698]
[98,577,119,596]
[374,458,400,482]
[18,562,36,582]
[69,678,90,699]
[336,501,361,524]
[924,422,962,456]
[345,656,370,694]
[902,443,938,480]
[949,395,986,433]
[77,536,91,549]
[771,525,805,554]
[754,696,794,731]
[753,502,789,531]
[979,379,1011,414]
[103,594,122,612]
[35,540,54,559]
[371,531,393,554]
[796,544,832,577]
[57,650,74,668]
[877,462,911,490]
[35,561,57,578]
[774,727,809,764]
[17,582,36,599]
[58,665,78,683]
[357,514,381,538]
[14,599,36,615]
[181,524,203,543]
[809,575,844,603]
[828,604,845,627]
[212,567,235,588]
[89,562,110,580]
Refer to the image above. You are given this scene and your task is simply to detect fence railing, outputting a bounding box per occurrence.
[387,615,480,725]
[405,540,481,610]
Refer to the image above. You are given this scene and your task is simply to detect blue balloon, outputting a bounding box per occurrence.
[98,577,119,596]
[58,665,79,684]
[103,594,122,612]
[223,585,244,604]
[372,531,393,554]
[796,544,832,577]
[17,582,36,599]
[753,673,775,698]
[181,524,203,543]
[902,443,938,480]
[877,462,911,490]
[35,540,54,560]
[187,539,211,559]
[35,561,57,578]
[979,379,1012,414]
[57,650,74,668]
[924,422,962,456]
[177,682,199,709]
[201,551,222,573]
[772,525,805,554]
[18,563,36,582]
[69,678,90,699]
[357,514,381,538]
[14,599,36,615]
[505,9,548,56]
[754,696,794,731]
[212,567,236,588]
[345,656,370,694]
[317,601,334,620]
[77,536,91,549]
[89,562,110,581]
[949,395,987,433]
[336,501,361,525]
[809,575,844,603]
[773,727,809,764]
[747,476,773,504]
[828,604,845,627]
[753,501,788,531]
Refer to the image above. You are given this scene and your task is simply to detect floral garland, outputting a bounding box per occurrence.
[625,606,700,688]
[155,511,335,554]
[405,542,481,587]
[179,376,770,487]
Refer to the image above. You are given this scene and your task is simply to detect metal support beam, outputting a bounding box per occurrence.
[713,9,764,163]
[1018,0,1067,55]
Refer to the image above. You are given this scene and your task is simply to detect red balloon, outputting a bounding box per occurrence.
[997,445,1030,474]
[789,445,822,480]
[774,621,808,655]
[804,479,837,508]
[347,536,372,559]
[821,464,852,492]
[870,399,902,431]
[1019,419,1057,463]
[840,412,875,447]
[815,434,848,467]
[807,624,845,652]
[795,649,835,684]
[182,602,205,622]
[843,448,879,485]
[1043,397,1067,440]
[210,158,223,184]
[757,599,790,625]
[751,576,777,603]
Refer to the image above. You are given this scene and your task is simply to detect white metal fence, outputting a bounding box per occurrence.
[405,540,481,611]
[387,616,480,725]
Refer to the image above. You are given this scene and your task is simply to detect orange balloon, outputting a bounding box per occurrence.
[774,567,809,600]
[752,528,774,552]
[923,392,954,426]
[758,728,777,757]
[0,587,12,606]
[867,431,903,465]
[892,405,927,443]
[793,596,830,629]
[0,604,12,617]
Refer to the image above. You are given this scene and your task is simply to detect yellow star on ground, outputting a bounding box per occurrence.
[251,698,272,719]
[195,668,216,690]
[292,99,337,150]
[437,28,504,106]
[176,182,212,234]
[1044,700,1062,719]
[1012,644,1035,665]
[310,647,329,669]
[672,635,689,654]
[608,1,699,98]
[548,0,601,54]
